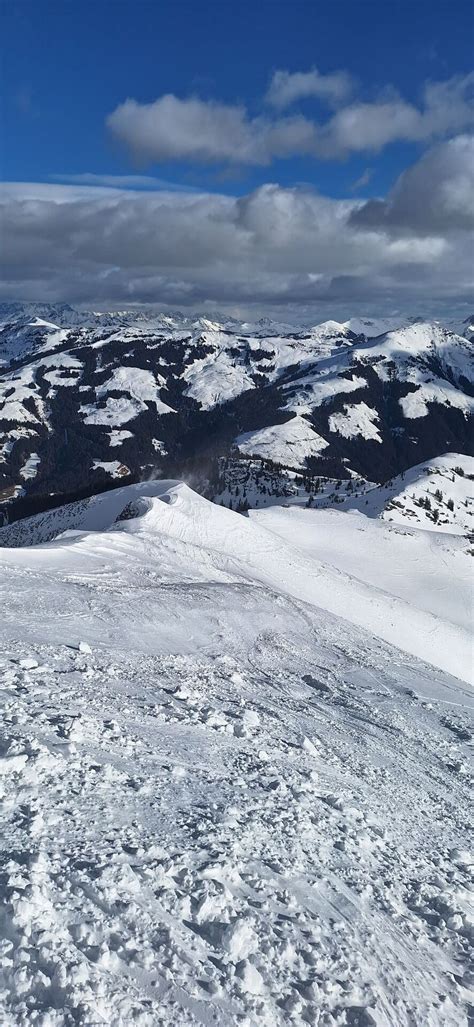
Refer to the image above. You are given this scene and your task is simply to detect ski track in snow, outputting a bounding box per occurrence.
[0,482,472,1026]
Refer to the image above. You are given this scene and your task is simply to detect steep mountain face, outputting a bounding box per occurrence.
[0,303,472,522]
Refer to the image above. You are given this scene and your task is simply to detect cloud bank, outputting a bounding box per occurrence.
[1,137,472,317]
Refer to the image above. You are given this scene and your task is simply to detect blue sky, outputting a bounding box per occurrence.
[1,0,473,315]
[2,0,473,195]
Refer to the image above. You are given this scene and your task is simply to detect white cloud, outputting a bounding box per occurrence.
[265,67,353,108]
[106,95,318,165]
[106,73,474,165]
[316,75,474,157]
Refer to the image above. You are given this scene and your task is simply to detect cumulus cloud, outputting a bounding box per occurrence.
[265,67,353,108]
[317,75,474,158]
[106,95,318,165]
[351,135,474,233]
[107,73,474,165]
[1,155,472,317]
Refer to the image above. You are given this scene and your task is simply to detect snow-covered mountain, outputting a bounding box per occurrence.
[340,452,474,534]
[0,304,472,523]
[0,478,472,1025]
[213,451,474,536]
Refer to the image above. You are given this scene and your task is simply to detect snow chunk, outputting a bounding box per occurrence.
[302,736,320,758]
[222,920,258,961]
[236,959,264,994]
[0,753,28,774]
[450,848,472,867]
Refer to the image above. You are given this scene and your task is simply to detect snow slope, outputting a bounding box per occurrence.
[0,480,471,682]
[340,453,474,535]
[183,344,257,409]
[328,402,382,443]
[0,480,472,1026]
[252,506,473,636]
[236,415,329,466]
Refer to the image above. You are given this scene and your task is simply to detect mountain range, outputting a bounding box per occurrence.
[0,303,473,526]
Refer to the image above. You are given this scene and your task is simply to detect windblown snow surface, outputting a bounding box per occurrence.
[0,481,472,1026]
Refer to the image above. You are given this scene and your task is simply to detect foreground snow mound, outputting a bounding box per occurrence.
[0,481,472,1026]
[0,479,183,546]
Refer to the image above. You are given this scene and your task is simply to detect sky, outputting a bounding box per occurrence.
[1,0,473,319]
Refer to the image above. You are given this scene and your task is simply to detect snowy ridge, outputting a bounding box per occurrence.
[0,479,471,682]
[212,451,474,538]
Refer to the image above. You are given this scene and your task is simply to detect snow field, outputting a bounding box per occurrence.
[0,595,472,1025]
[236,416,329,466]
[0,480,472,1025]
